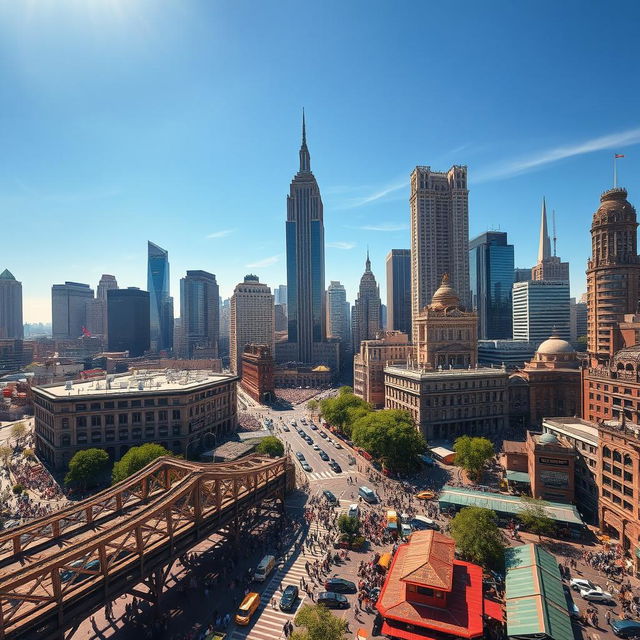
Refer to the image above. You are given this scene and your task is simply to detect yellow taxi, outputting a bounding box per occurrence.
[416,490,436,500]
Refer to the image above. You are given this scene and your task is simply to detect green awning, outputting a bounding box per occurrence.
[506,470,531,483]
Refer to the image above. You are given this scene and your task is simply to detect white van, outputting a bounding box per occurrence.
[254,555,276,582]
[358,486,377,504]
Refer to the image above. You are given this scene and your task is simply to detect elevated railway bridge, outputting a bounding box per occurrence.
[0,455,294,640]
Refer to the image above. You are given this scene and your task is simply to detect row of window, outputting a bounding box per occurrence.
[67,425,183,446]
[73,410,182,428]
[601,489,634,514]
[602,448,634,466]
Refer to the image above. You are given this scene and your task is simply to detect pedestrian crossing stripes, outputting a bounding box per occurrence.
[229,525,333,640]
[308,471,333,480]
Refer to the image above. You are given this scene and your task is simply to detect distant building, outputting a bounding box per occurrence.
[85,298,106,338]
[570,297,588,343]
[218,298,230,359]
[0,339,24,371]
[0,269,23,339]
[353,331,411,408]
[351,253,382,353]
[514,268,532,283]
[107,288,150,357]
[230,275,274,376]
[274,284,288,308]
[273,364,332,388]
[512,280,570,343]
[241,344,274,403]
[52,281,94,340]
[180,270,219,359]
[147,241,173,352]
[274,304,288,332]
[478,340,537,369]
[327,281,351,363]
[469,231,514,339]
[410,164,470,340]
[386,249,411,338]
[531,198,570,282]
[97,274,118,342]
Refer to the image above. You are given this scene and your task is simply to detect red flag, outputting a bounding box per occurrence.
[615,154,625,158]
[81,326,91,337]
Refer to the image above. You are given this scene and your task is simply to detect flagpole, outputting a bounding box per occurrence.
[613,154,617,188]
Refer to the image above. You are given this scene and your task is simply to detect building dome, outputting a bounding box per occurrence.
[430,274,461,310]
[536,332,575,356]
[593,188,637,226]
[539,432,559,445]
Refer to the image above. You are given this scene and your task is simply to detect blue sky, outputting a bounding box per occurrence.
[2,0,639,322]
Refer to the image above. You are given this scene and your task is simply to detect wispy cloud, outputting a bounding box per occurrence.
[206,229,236,239]
[476,126,640,182]
[336,179,408,209]
[357,223,408,232]
[327,241,356,249]
[246,254,280,268]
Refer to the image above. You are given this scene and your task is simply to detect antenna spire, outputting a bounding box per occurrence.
[552,209,557,257]
[299,108,310,172]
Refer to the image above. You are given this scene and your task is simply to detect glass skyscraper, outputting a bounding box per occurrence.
[180,270,219,358]
[469,231,514,339]
[147,241,173,352]
[386,249,411,338]
[107,288,150,357]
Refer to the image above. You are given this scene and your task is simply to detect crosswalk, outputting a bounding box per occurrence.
[229,524,332,640]
[308,471,334,481]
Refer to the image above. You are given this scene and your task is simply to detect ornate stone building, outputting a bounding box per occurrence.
[351,253,382,353]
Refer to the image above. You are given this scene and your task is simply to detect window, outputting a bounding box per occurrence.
[623,486,633,497]
[624,470,633,482]
[91,415,101,427]
[105,430,115,442]
[119,414,128,425]
[603,475,611,485]
[77,416,87,428]
[132,412,141,424]
[91,431,101,443]
[104,401,114,409]
[145,411,154,422]
[131,400,141,408]
[159,410,168,421]
[76,403,87,411]
[172,410,181,420]
[416,586,434,596]
[613,466,622,477]
[603,447,611,458]
[172,425,181,436]
[603,462,612,472]
[624,501,633,512]
[90,402,101,410]
[158,398,168,406]
[144,399,155,407]
[118,401,128,409]
[613,450,622,463]
[119,430,128,440]
[105,415,115,426]
[613,480,622,492]
[62,418,69,429]
[624,454,633,467]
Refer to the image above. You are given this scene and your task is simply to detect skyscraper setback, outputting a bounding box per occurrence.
[352,253,382,353]
[147,241,173,352]
[410,165,470,339]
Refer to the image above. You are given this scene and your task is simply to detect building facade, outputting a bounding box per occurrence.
[351,253,382,353]
[478,340,537,369]
[386,249,412,339]
[52,281,94,340]
[240,344,275,403]
[514,267,532,283]
[531,198,570,282]
[570,297,588,343]
[326,281,350,351]
[107,288,150,357]
[353,331,411,408]
[526,431,576,504]
[469,231,514,339]
[180,270,220,359]
[0,269,23,339]
[230,275,274,377]
[512,280,570,343]
[410,164,470,339]
[33,370,238,470]
[147,241,173,353]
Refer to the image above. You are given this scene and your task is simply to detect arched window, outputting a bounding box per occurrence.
[603,446,611,458]
[613,450,622,463]
[624,454,632,467]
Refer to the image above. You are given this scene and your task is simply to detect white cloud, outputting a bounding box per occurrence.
[246,254,280,268]
[206,229,236,239]
[476,126,640,182]
[327,241,356,249]
[358,223,408,232]
[336,179,408,209]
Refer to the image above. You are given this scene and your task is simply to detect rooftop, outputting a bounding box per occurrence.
[398,530,455,591]
[33,369,236,399]
[385,364,507,380]
[542,417,599,445]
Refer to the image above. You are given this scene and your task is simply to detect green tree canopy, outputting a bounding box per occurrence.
[10,422,27,445]
[306,399,319,413]
[319,392,371,436]
[112,443,171,484]
[453,436,495,481]
[351,409,425,472]
[337,514,360,541]
[0,445,11,466]
[292,603,348,640]
[64,448,110,489]
[256,435,284,458]
[450,506,506,569]
[518,497,555,539]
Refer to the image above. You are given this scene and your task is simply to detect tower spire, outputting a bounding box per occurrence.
[537,197,551,262]
[365,248,371,272]
[299,108,311,173]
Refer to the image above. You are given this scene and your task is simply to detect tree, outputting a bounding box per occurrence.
[450,507,505,569]
[319,392,371,436]
[0,445,12,466]
[256,436,284,458]
[453,436,494,481]
[292,603,348,640]
[112,443,171,484]
[64,448,110,489]
[11,422,27,446]
[518,497,555,539]
[306,399,319,414]
[23,448,35,461]
[351,409,426,472]
[337,514,360,542]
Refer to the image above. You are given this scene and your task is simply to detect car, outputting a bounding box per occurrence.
[410,516,440,531]
[300,418,306,424]
[306,438,314,445]
[279,585,299,611]
[282,425,290,432]
[329,459,342,473]
[324,578,356,593]
[319,451,330,461]
[333,442,343,449]
[416,490,436,500]
[295,452,305,461]
[309,423,318,430]
[312,444,320,450]
[611,619,640,638]
[301,462,312,472]
[323,490,338,505]
[570,578,599,592]
[348,504,359,519]
[299,431,307,438]
[319,431,327,439]
[317,592,349,609]
[580,588,613,603]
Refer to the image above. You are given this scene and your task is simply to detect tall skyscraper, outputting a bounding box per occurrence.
[274,284,288,307]
[218,297,230,359]
[469,231,514,339]
[0,269,23,339]
[230,275,274,376]
[586,188,640,361]
[285,113,326,363]
[180,270,219,358]
[51,282,94,340]
[386,249,411,338]
[512,280,570,343]
[531,198,570,281]
[410,165,470,339]
[147,241,173,352]
[97,274,118,301]
[570,297,588,343]
[352,253,382,353]
[92,274,118,342]
[107,288,150,357]
[327,281,350,351]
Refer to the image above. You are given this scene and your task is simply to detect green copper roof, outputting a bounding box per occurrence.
[0,269,16,280]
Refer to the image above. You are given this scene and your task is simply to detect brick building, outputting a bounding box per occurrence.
[526,431,575,504]
[240,344,274,404]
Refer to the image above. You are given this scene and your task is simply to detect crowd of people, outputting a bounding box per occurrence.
[274,388,321,405]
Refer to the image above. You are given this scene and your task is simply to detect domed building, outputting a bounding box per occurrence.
[509,330,581,427]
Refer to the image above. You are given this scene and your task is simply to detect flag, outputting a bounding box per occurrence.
[615,154,625,158]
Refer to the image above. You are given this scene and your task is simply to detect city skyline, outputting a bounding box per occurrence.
[2,2,640,322]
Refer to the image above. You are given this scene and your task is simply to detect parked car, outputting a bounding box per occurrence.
[329,460,342,473]
[333,442,343,449]
[279,585,299,612]
[319,451,330,461]
[347,504,359,519]
[319,431,327,439]
[410,516,439,531]
[611,619,640,638]
[295,452,305,461]
[570,578,599,592]
[301,462,312,472]
[282,425,290,432]
[312,444,320,450]
[310,423,318,430]
[323,490,338,505]
[317,592,349,609]
[324,578,356,593]
[580,588,613,603]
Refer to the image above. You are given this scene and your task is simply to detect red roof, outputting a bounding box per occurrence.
[376,534,485,638]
